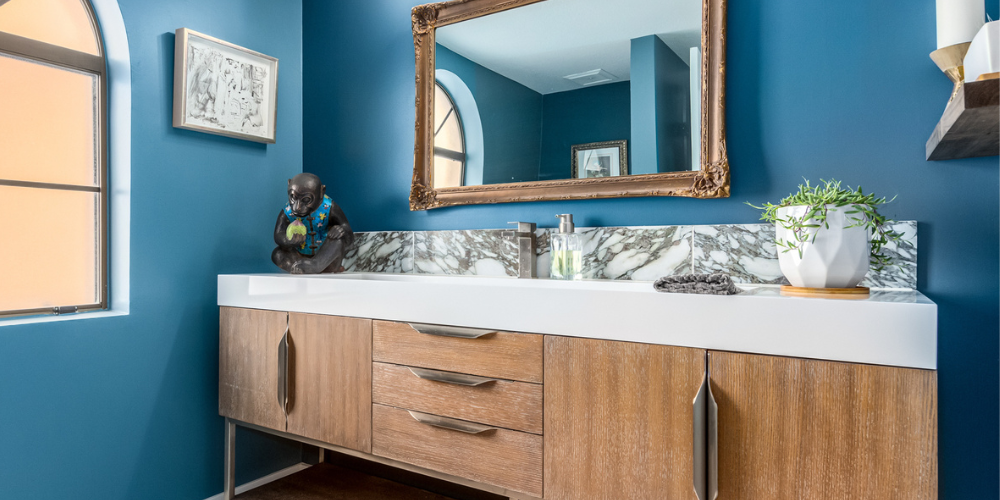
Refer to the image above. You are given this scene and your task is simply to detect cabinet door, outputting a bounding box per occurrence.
[710,351,937,499]
[286,313,372,453]
[219,307,288,432]
[544,336,707,500]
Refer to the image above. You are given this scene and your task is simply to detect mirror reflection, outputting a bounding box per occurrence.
[433,0,702,189]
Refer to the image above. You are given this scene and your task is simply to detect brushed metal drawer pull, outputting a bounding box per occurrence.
[408,367,498,387]
[693,371,707,500]
[408,323,496,339]
[708,359,719,500]
[277,325,289,416]
[408,410,497,435]
[693,354,719,500]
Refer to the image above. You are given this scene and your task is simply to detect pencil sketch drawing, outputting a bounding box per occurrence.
[185,42,268,136]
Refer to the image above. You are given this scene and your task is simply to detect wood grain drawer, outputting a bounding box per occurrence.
[372,321,543,383]
[373,362,543,435]
[372,403,543,497]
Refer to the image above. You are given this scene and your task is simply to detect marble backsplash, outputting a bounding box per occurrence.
[342,221,918,289]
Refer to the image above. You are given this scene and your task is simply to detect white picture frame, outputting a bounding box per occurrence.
[172,28,279,143]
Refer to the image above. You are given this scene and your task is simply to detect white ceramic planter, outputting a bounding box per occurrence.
[774,205,870,288]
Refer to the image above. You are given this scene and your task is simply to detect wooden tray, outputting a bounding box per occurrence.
[780,285,870,299]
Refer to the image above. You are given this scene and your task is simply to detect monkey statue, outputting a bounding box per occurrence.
[271,173,354,274]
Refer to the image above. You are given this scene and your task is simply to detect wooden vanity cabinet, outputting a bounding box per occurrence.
[218,308,372,453]
[220,309,938,500]
[543,336,707,500]
[372,321,544,498]
[286,313,372,453]
[219,307,288,432]
[709,351,938,500]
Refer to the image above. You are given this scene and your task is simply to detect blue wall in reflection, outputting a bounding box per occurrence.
[436,44,542,184]
[539,82,632,180]
[436,45,633,184]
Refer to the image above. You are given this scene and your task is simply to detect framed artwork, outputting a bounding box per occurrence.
[172,28,279,143]
[571,140,628,179]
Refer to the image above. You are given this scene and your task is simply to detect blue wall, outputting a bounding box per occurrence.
[434,44,543,184]
[630,35,692,174]
[0,1,304,499]
[538,82,631,180]
[304,0,999,497]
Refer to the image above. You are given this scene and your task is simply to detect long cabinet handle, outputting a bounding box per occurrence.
[408,323,496,339]
[277,326,289,416]
[693,354,720,500]
[408,367,498,386]
[693,372,708,500]
[407,410,497,435]
[707,357,719,500]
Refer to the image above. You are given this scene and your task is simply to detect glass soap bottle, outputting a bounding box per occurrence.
[550,214,582,280]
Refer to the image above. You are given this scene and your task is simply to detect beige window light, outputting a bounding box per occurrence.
[433,83,466,188]
[0,0,107,317]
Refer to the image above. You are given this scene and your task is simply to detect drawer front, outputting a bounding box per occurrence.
[373,362,543,434]
[373,321,543,383]
[372,404,543,497]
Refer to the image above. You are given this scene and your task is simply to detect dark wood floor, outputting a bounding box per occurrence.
[235,463,454,500]
[234,461,506,500]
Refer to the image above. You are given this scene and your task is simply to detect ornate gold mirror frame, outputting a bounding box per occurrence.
[410,0,728,210]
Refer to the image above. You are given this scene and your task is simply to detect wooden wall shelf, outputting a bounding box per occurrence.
[926,79,999,161]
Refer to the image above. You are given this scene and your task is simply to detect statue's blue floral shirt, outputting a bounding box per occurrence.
[283,195,333,256]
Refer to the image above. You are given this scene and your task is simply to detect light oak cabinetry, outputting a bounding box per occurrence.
[372,404,543,497]
[218,308,372,452]
[372,320,545,498]
[543,336,707,500]
[219,307,287,432]
[372,320,543,383]
[709,351,938,500]
[286,313,372,452]
[219,308,937,500]
[373,362,543,434]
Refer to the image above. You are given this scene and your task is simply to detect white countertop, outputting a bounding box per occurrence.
[218,273,937,370]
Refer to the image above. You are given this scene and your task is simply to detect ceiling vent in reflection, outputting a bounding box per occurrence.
[563,69,617,87]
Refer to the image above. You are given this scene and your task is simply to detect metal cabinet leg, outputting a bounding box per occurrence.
[224,418,236,500]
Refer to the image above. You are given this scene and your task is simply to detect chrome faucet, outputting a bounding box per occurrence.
[502,221,537,278]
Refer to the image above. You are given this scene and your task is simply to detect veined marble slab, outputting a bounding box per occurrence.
[340,221,917,289]
[344,231,413,274]
[692,224,786,284]
[413,230,517,277]
[861,221,917,289]
[536,226,691,280]
[692,221,917,289]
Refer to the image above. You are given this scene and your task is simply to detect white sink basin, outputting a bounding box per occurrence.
[219,273,937,369]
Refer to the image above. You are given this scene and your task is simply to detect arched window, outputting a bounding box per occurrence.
[433,82,466,188]
[0,0,107,317]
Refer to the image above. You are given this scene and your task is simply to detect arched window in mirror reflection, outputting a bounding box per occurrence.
[433,83,466,188]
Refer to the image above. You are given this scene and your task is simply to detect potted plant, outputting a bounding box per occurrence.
[749,179,903,289]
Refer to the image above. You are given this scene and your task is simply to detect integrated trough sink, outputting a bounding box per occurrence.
[219,273,937,369]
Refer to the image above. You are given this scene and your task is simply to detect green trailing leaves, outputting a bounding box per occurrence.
[747,179,904,272]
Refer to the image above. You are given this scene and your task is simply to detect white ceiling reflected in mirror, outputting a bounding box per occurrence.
[432,0,702,188]
[410,0,728,210]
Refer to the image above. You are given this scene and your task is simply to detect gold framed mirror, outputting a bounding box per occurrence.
[410,0,728,210]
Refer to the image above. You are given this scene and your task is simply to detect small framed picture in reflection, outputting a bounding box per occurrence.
[571,140,628,179]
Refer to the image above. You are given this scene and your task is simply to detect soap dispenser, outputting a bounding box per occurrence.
[550,214,582,280]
